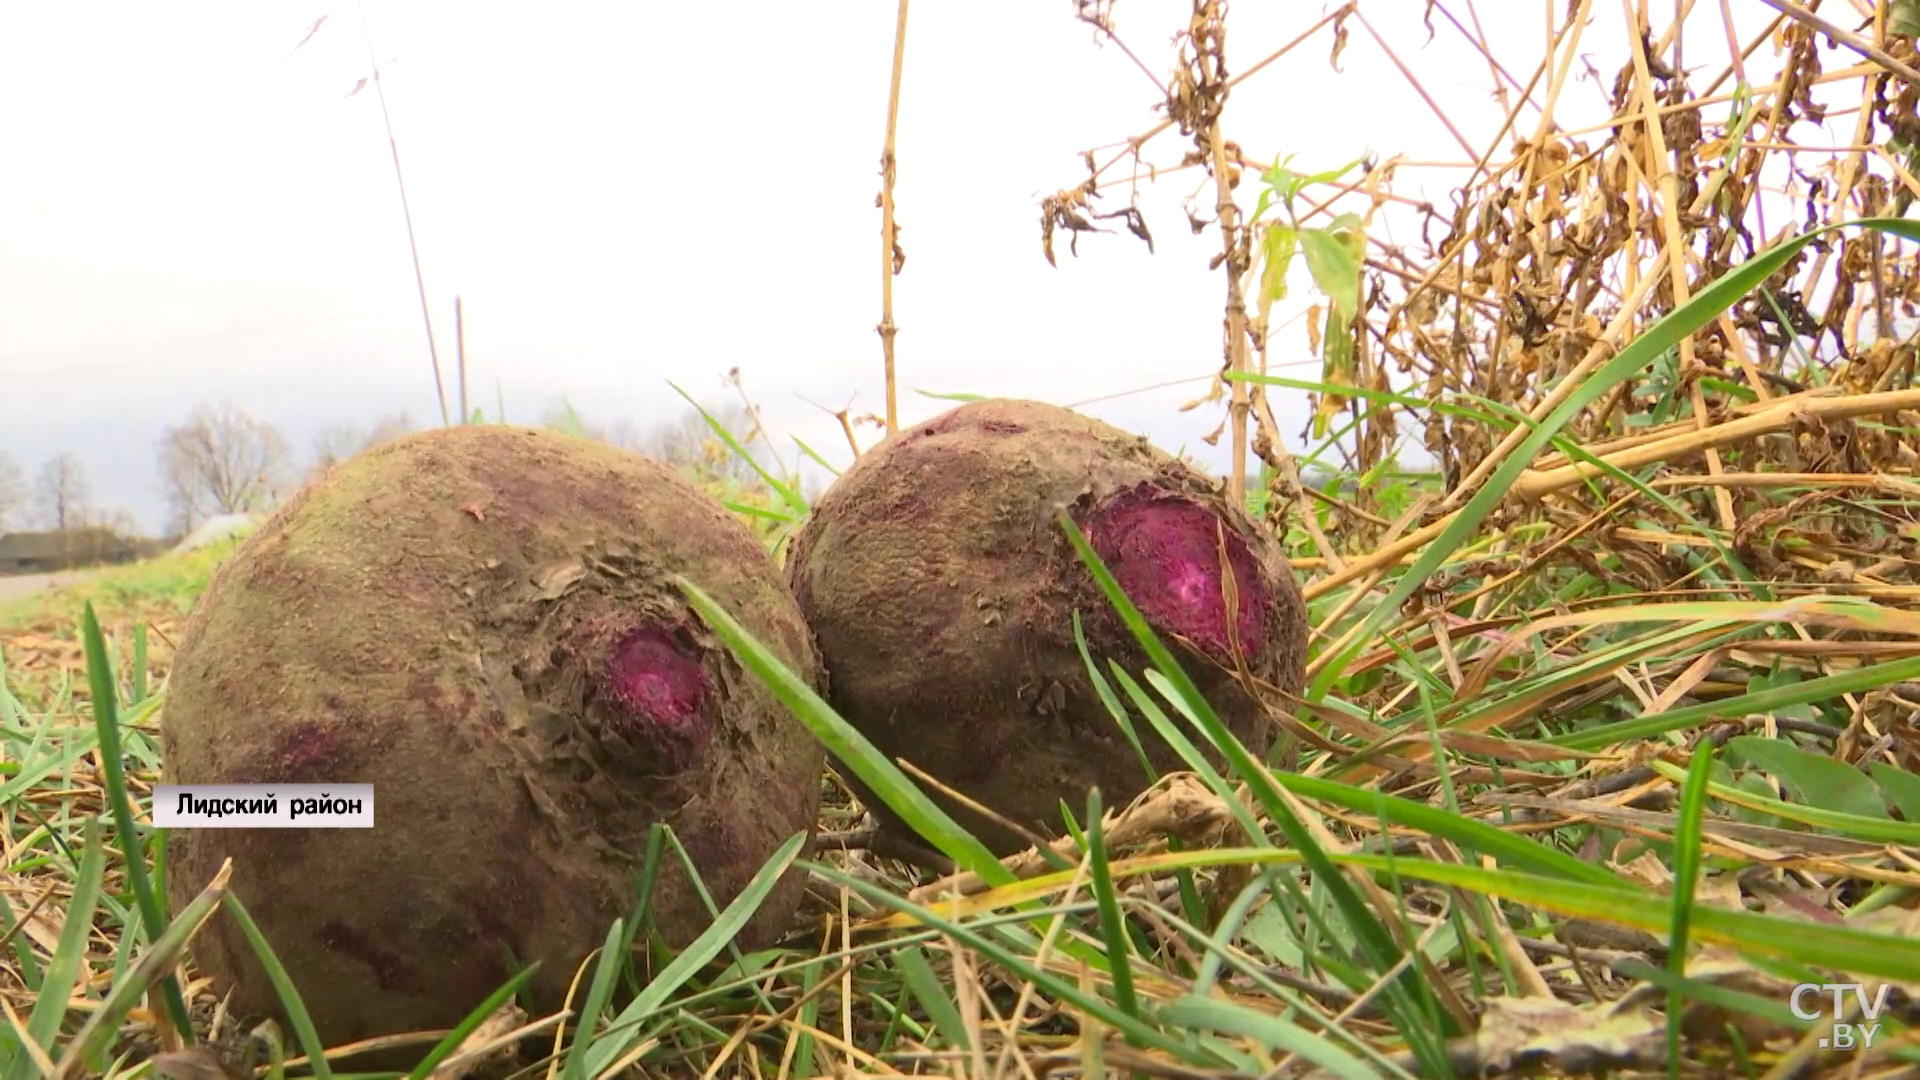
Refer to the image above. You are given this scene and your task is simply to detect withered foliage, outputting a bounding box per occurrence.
[1043,2,1920,615]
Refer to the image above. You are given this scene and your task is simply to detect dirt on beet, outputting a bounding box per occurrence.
[160,424,825,1054]
[787,397,1308,856]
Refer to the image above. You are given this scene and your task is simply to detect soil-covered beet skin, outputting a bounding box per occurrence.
[786,398,1308,855]
[160,424,825,1055]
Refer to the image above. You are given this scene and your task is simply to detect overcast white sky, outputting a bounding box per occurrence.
[0,1,1827,533]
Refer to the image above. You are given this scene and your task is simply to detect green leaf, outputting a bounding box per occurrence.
[1298,225,1361,320]
[1059,511,1460,1063]
[1267,772,1628,888]
[805,860,1199,1061]
[1868,762,1920,823]
[893,947,969,1050]
[1727,736,1889,821]
[791,436,841,478]
[1553,651,1920,750]
[1157,995,1382,1080]
[1259,222,1298,304]
[582,831,808,1077]
[1892,0,1920,37]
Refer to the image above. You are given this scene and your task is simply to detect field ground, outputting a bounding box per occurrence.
[3,448,1919,1080]
[0,572,89,604]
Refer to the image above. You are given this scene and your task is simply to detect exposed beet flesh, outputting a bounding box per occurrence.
[159,425,825,1065]
[1084,484,1272,662]
[601,624,712,745]
[787,398,1309,856]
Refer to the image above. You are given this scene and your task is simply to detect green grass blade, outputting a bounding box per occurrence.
[1643,759,1920,844]
[1074,611,1156,785]
[1082,788,1140,1022]
[804,860,1200,1062]
[80,603,193,1041]
[405,963,541,1080]
[722,499,798,525]
[1550,651,1920,750]
[1666,742,1715,1079]
[666,381,808,516]
[56,861,230,1079]
[1328,855,1920,983]
[129,624,148,706]
[583,830,807,1078]
[1157,995,1388,1080]
[791,436,841,478]
[560,920,625,1080]
[1058,512,1446,1045]
[674,575,1011,886]
[1305,215,1920,701]
[893,946,970,1050]
[223,893,334,1080]
[9,817,105,1080]
[1266,773,1628,888]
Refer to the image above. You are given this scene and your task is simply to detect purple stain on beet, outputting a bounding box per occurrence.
[601,625,711,743]
[1085,485,1271,660]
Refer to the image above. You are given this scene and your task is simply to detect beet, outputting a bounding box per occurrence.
[160,424,825,1053]
[786,398,1308,856]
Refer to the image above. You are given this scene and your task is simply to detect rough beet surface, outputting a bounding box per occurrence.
[787,398,1309,856]
[160,424,826,1059]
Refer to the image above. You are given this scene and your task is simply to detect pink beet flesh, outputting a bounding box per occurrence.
[1085,487,1270,660]
[603,626,711,742]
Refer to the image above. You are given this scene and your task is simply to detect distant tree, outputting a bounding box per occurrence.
[0,451,24,530]
[159,403,293,534]
[95,507,146,541]
[540,397,772,490]
[310,412,414,479]
[33,452,92,530]
[642,403,766,487]
[538,400,654,454]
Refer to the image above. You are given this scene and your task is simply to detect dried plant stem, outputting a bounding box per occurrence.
[1512,386,1920,499]
[455,295,468,425]
[1753,0,1920,85]
[1186,0,1253,506]
[1081,5,1351,193]
[356,0,448,428]
[1622,2,1736,531]
[877,0,911,436]
[1353,10,1478,161]
[1300,376,1920,602]
[1439,258,1670,512]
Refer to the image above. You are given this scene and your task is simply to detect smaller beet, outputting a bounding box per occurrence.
[787,398,1308,855]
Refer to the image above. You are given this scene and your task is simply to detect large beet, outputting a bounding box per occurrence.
[161,424,825,1053]
[787,398,1308,856]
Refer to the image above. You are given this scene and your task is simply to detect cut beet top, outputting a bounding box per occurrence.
[786,398,1309,856]
[160,424,825,1057]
